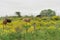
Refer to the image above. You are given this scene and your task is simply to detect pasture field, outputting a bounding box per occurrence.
[0,16,60,40]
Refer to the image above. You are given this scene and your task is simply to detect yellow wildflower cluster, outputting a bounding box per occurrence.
[0,17,59,35]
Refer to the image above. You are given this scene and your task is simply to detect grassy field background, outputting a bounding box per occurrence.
[0,16,60,40]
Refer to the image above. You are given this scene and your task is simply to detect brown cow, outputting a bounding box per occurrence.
[23,18,31,22]
[3,18,12,29]
[3,18,12,25]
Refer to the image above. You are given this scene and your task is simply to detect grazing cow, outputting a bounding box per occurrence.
[3,18,12,25]
[6,19,11,23]
[23,18,31,22]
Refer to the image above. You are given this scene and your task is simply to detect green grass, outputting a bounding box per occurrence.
[0,17,60,40]
[0,29,60,40]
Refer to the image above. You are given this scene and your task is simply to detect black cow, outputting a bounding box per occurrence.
[3,18,12,25]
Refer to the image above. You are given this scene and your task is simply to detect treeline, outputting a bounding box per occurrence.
[15,9,57,17]
[0,9,60,19]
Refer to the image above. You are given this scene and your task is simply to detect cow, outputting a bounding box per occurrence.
[23,18,31,22]
[3,18,12,25]
[3,18,12,29]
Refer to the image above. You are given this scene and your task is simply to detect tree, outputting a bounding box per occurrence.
[40,9,56,17]
[16,12,21,17]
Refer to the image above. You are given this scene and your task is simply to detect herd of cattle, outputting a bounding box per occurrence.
[3,18,31,25]
[2,15,42,25]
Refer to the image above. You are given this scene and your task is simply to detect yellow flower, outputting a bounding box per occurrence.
[27,23,31,25]
[10,28,16,33]
[28,26,34,32]
[36,26,40,30]
[4,30,10,33]
[48,26,56,30]
[0,25,3,29]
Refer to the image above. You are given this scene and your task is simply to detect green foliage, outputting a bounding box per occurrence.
[16,12,21,17]
[40,9,56,17]
[51,16,60,20]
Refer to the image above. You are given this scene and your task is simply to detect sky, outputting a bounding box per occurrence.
[0,0,60,17]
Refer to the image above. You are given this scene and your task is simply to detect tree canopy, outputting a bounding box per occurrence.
[16,12,21,17]
[40,9,56,17]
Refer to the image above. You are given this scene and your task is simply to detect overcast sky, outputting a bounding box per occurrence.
[0,0,60,17]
